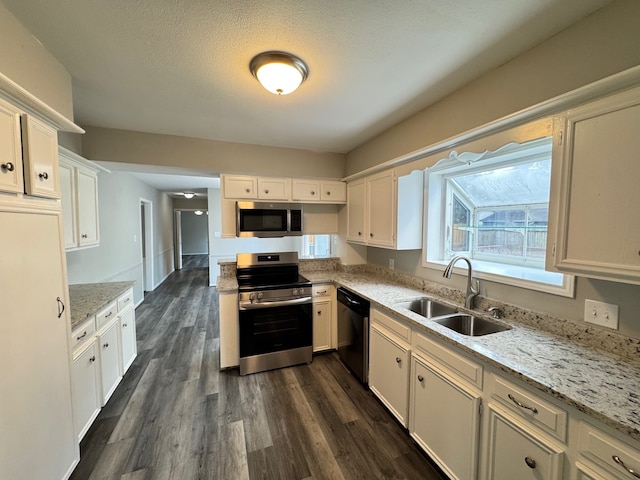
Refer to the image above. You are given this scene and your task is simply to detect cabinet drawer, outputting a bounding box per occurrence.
[371,307,411,344]
[413,331,483,390]
[117,288,134,311]
[579,422,640,479]
[489,374,568,442]
[312,284,331,297]
[70,317,96,352]
[96,301,117,329]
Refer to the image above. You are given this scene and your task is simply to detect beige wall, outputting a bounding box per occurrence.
[346,0,640,175]
[0,4,73,119]
[82,126,347,179]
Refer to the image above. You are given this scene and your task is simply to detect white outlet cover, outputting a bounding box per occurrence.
[584,299,619,330]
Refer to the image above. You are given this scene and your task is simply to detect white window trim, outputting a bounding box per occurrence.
[422,138,575,297]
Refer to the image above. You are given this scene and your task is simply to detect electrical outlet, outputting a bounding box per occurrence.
[388,258,394,270]
[584,299,619,329]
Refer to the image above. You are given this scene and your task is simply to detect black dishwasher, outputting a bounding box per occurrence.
[337,287,370,384]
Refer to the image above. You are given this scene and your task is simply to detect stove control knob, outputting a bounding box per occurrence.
[292,288,298,296]
[257,292,263,301]
[249,293,256,302]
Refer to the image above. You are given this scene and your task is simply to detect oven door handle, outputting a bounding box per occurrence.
[239,296,313,310]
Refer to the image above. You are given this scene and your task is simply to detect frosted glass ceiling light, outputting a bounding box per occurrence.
[250,51,309,95]
[183,192,195,199]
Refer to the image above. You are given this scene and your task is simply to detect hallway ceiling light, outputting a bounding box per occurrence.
[250,51,309,95]
[194,210,203,215]
[183,192,195,199]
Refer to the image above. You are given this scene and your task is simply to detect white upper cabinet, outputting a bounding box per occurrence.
[347,169,423,250]
[59,147,104,251]
[292,178,321,201]
[0,98,24,194]
[257,176,290,200]
[222,174,346,204]
[320,180,346,202]
[21,114,60,199]
[223,175,257,199]
[547,86,640,285]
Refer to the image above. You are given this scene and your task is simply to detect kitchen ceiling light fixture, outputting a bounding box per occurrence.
[183,192,195,199]
[250,51,309,95]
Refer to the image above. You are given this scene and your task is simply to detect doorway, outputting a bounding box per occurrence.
[174,209,209,271]
[140,199,154,292]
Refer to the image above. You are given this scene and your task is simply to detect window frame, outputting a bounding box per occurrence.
[422,137,575,297]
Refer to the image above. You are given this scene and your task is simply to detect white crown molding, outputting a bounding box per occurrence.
[0,72,84,134]
[343,64,640,182]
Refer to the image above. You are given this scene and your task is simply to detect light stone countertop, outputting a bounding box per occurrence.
[68,282,135,330]
[217,269,640,444]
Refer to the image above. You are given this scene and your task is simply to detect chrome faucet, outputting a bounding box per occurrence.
[443,256,480,310]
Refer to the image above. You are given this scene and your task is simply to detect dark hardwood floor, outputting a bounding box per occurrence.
[181,254,209,270]
[70,266,447,480]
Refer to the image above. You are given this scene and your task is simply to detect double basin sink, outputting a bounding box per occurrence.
[394,297,510,336]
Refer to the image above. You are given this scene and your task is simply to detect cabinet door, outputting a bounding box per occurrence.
[292,178,321,201]
[59,160,77,249]
[369,326,410,426]
[367,170,395,247]
[0,211,78,480]
[72,340,101,441]
[21,115,60,198]
[0,98,24,194]
[347,178,366,242]
[119,307,137,373]
[77,168,99,246]
[313,300,331,352]
[219,292,239,368]
[258,177,290,200]
[320,180,347,203]
[224,175,257,199]
[485,406,564,480]
[410,355,481,480]
[98,321,122,405]
[548,87,640,284]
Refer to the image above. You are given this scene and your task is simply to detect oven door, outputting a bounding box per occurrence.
[239,299,312,358]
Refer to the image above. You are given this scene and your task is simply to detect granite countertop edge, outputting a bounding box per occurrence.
[68,281,136,330]
[217,269,640,444]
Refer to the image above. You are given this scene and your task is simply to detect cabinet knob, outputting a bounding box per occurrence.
[417,375,424,382]
[326,191,331,196]
[81,233,88,238]
[612,455,640,478]
[38,172,49,180]
[103,342,109,348]
[358,231,362,236]
[89,356,96,363]
[123,323,128,327]
[370,233,374,238]
[264,189,269,194]
[1,162,15,172]
[395,357,401,364]
[311,191,316,195]
[524,457,536,469]
[245,188,250,193]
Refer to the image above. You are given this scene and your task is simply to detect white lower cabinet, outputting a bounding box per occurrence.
[410,354,482,480]
[313,301,332,352]
[98,320,122,405]
[219,292,239,368]
[485,405,564,479]
[369,325,410,426]
[577,421,640,480]
[119,306,137,373]
[72,339,101,441]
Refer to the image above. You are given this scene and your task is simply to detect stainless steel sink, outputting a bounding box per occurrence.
[433,314,510,336]
[395,298,457,318]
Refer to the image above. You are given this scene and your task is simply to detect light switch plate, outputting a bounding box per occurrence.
[584,299,619,329]
[388,258,394,270]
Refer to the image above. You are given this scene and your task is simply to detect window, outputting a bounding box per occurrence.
[301,234,333,258]
[424,137,573,296]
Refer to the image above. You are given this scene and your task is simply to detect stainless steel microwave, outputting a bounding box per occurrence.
[236,202,303,237]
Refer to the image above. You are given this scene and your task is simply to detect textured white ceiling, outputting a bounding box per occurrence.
[3,0,611,154]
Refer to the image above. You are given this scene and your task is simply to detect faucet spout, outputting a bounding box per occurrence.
[443,256,479,309]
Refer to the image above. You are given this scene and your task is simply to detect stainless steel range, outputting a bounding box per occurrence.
[236,252,313,375]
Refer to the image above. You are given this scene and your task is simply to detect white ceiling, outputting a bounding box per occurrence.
[3,0,611,157]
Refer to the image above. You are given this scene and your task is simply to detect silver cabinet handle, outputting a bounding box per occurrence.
[417,375,424,382]
[613,455,640,478]
[76,331,87,341]
[38,172,49,180]
[395,357,401,363]
[508,394,538,414]
[524,457,536,469]
[57,297,65,318]
[1,162,14,172]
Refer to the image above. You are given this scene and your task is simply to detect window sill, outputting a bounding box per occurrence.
[424,258,575,297]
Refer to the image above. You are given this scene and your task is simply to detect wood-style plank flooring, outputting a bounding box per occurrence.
[70,264,447,480]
